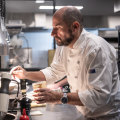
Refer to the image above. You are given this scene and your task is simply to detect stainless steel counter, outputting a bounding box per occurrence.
[31,104,86,120]
[14,85,87,120]
[16,104,86,120]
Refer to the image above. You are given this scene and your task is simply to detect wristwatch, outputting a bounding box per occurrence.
[61,92,68,104]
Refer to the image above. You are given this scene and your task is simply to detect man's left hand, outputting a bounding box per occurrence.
[33,88,62,104]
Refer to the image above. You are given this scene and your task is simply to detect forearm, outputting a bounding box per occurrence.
[34,88,84,106]
[25,71,46,82]
[11,66,46,81]
[55,78,68,87]
[67,92,84,106]
[57,92,84,106]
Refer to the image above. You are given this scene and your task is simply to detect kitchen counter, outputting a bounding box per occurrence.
[10,85,86,120]
[17,104,86,120]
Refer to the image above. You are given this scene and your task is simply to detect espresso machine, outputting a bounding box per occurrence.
[0,72,11,120]
[0,73,32,120]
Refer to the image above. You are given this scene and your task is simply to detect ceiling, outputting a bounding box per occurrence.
[5,0,120,16]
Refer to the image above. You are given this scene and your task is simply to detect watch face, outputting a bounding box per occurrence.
[61,97,68,104]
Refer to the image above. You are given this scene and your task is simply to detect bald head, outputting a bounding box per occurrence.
[53,6,83,28]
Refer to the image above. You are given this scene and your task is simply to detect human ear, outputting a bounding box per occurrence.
[72,21,80,31]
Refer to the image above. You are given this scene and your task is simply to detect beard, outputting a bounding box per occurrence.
[55,29,74,46]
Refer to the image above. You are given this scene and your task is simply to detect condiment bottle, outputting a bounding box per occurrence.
[20,108,29,120]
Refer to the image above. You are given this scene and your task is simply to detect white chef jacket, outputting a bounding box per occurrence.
[41,29,120,119]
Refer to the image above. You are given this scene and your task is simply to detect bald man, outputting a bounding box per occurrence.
[11,6,120,120]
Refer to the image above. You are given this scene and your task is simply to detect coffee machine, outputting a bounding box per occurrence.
[0,72,11,120]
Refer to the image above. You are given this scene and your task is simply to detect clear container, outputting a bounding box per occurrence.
[32,81,46,91]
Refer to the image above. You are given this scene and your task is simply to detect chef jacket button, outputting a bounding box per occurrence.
[75,76,78,79]
[77,61,80,64]
[67,59,70,62]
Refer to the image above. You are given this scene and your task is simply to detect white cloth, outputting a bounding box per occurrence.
[41,29,120,119]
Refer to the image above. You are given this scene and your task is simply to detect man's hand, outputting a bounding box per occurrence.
[10,66,27,80]
[33,88,62,104]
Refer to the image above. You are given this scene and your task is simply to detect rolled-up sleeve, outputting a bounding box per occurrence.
[41,47,66,83]
[78,47,114,112]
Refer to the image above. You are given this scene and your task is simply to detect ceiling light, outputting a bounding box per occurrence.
[39,6,83,10]
[36,0,45,3]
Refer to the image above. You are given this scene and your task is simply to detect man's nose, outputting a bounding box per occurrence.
[51,29,56,37]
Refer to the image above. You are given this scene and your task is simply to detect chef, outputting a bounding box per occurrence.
[10,6,120,120]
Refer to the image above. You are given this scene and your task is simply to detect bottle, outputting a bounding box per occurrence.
[19,96,32,116]
[20,108,29,120]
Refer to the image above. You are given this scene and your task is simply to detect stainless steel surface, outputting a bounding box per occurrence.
[16,104,86,120]
[0,18,9,55]
[0,55,9,69]
[15,85,86,120]
[1,72,11,79]
[0,72,11,119]
[40,104,86,120]
[98,30,118,38]
[0,94,9,113]
[0,111,6,120]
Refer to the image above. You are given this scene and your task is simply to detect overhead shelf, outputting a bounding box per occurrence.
[98,29,118,38]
